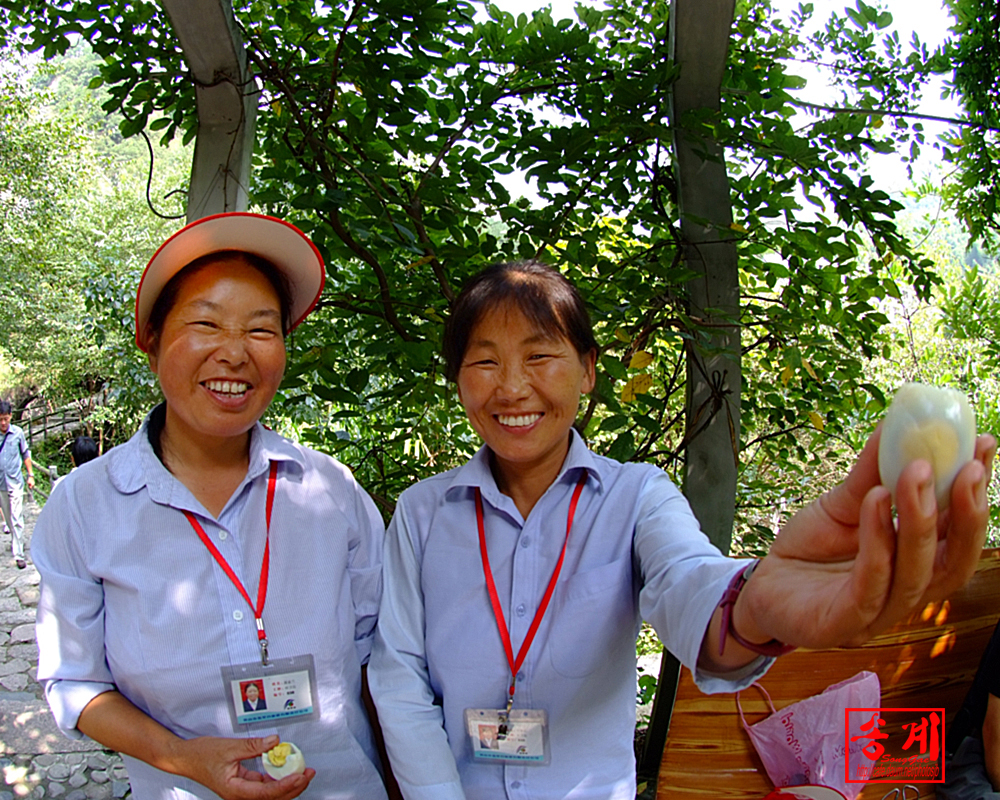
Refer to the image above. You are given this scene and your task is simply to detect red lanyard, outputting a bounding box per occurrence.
[476,471,588,709]
[184,461,278,666]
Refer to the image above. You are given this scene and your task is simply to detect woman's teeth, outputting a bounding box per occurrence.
[498,414,541,427]
[205,380,248,395]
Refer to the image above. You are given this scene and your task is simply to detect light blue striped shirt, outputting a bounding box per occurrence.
[34,414,388,799]
[369,429,771,800]
[0,423,30,489]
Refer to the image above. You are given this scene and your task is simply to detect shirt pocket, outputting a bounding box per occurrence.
[548,556,636,679]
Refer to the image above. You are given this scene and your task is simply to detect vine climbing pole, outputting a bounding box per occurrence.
[673,0,741,557]
[639,0,741,788]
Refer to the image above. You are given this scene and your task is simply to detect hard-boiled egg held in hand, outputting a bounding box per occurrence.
[878,382,976,510]
[262,741,306,780]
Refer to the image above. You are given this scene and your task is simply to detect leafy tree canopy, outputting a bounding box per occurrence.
[0,50,93,402]
[0,0,970,526]
[0,43,187,425]
[939,0,1000,248]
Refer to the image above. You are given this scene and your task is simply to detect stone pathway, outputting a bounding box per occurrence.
[0,499,131,800]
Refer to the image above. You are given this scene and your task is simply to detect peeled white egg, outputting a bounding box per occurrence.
[262,741,306,780]
[878,382,976,510]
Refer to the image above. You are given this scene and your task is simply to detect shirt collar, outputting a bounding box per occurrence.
[108,412,305,511]
[445,427,606,509]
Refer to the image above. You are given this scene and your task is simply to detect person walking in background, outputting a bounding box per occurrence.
[70,436,99,468]
[53,436,101,491]
[0,399,35,570]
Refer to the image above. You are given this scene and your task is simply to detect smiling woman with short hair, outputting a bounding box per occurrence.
[33,213,391,800]
[369,259,996,800]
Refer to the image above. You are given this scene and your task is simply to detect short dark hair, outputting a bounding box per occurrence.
[443,260,599,382]
[71,436,99,466]
[0,400,10,415]
[144,251,294,350]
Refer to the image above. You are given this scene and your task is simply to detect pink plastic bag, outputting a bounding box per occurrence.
[738,671,881,800]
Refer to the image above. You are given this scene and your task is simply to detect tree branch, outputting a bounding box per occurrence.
[402,200,456,303]
[784,97,1000,132]
[323,207,413,341]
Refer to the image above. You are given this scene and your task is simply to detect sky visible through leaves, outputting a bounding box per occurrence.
[495,0,961,196]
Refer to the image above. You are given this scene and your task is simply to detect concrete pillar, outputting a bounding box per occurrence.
[638,4,742,786]
[670,0,740,555]
[159,0,258,221]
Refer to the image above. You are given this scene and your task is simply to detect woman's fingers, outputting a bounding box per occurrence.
[849,446,990,639]
[928,457,989,598]
[231,737,314,800]
[854,459,937,638]
[820,426,883,527]
[975,433,997,484]
[248,771,315,800]
[840,483,896,643]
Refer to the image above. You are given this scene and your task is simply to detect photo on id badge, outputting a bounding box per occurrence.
[466,708,550,765]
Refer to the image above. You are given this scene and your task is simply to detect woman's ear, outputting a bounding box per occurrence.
[581,349,597,394]
[143,327,160,372]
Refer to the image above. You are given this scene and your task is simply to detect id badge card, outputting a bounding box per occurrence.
[465,708,550,766]
[221,654,319,731]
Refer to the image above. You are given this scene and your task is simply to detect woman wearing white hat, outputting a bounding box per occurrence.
[34,214,390,800]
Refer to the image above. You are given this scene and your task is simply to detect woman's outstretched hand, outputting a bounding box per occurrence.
[734,426,996,652]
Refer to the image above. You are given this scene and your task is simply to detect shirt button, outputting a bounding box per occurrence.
[520,536,530,548]
[218,531,228,541]
[516,604,526,617]
[233,610,243,621]
[516,673,525,683]
[511,781,521,789]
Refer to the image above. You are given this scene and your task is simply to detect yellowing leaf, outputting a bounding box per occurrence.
[614,328,631,343]
[808,411,825,431]
[729,222,748,233]
[271,100,282,117]
[404,255,434,270]
[781,365,793,387]
[871,116,884,129]
[629,351,653,370]
[621,373,653,402]
[803,360,819,381]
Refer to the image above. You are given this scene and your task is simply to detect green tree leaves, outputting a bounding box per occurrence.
[939,0,1000,248]
[0,0,977,527]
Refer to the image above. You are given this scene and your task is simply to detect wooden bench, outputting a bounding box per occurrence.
[653,548,1000,799]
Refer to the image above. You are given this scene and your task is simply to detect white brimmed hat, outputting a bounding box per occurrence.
[135,212,325,351]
